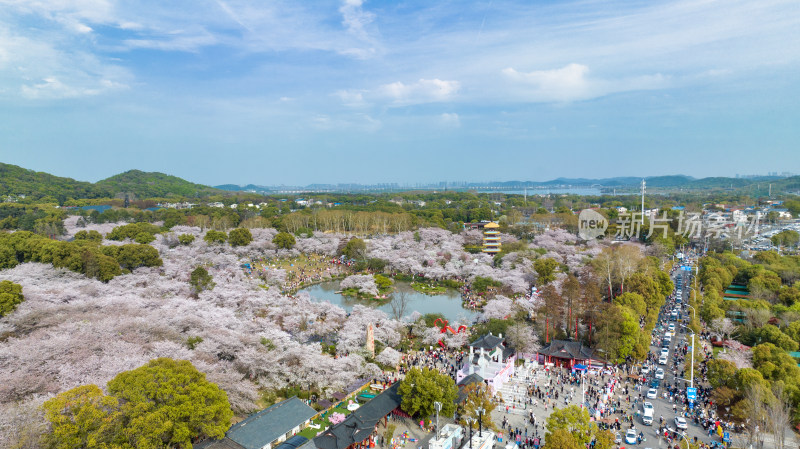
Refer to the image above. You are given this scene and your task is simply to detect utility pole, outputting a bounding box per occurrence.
[581,369,585,406]
[466,418,474,449]
[690,332,694,389]
[641,179,646,227]
[476,407,485,437]
[434,401,442,438]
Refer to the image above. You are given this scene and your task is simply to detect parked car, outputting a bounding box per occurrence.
[674,417,688,430]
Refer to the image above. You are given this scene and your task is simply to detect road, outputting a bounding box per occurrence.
[488,269,721,448]
[632,268,713,447]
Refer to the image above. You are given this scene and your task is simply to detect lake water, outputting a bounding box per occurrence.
[299,280,478,322]
[475,187,603,195]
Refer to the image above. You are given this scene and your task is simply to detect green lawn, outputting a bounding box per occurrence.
[297,399,365,439]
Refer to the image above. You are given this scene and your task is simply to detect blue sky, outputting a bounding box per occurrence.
[0,0,798,186]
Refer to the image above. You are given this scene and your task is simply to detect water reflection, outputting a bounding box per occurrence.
[299,280,478,322]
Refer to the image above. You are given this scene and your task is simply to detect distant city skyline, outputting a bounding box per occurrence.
[0,0,798,185]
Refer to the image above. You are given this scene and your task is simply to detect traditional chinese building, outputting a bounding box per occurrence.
[537,339,604,368]
[197,397,317,449]
[481,222,501,254]
[313,383,402,449]
[456,333,515,394]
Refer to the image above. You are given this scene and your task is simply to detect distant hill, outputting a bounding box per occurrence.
[96,170,222,199]
[0,163,107,200]
[215,183,272,193]
[0,163,222,201]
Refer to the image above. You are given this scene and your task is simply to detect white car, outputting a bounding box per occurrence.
[646,388,658,399]
[664,334,672,343]
[643,402,654,414]
[660,348,669,357]
[668,323,676,332]
[625,429,638,445]
[659,355,668,365]
[674,417,688,430]
[641,366,651,375]
[655,368,665,379]
[615,433,622,444]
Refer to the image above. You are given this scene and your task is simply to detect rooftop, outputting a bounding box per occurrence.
[226,397,317,449]
[314,383,401,449]
[469,333,505,351]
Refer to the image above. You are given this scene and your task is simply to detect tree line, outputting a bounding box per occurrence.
[0,231,162,282]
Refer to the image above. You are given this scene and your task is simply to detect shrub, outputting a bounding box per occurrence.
[134,232,155,244]
[273,232,296,249]
[0,280,24,317]
[204,230,228,244]
[228,228,253,247]
[107,223,162,241]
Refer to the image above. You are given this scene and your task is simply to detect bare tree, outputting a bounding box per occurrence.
[767,384,791,449]
[592,248,616,298]
[746,308,772,329]
[506,322,540,355]
[389,289,410,321]
[742,383,769,449]
[710,318,737,341]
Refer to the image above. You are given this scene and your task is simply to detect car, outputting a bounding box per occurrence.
[615,433,623,444]
[641,366,650,375]
[625,429,638,445]
[659,355,668,365]
[643,402,654,413]
[646,388,658,399]
[664,334,672,343]
[649,378,660,388]
[660,348,669,357]
[674,417,688,430]
[655,368,665,379]
[668,323,676,332]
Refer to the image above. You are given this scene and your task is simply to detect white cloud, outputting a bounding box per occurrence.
[334,89,367,108]
[502,63,669,102]
[310,112,381,132]
[502,64,591,102]
[20,76,126,99]
[439,113,460,128]
[0,29,130,100]
[335,78,460,107]
[377,79,460,105]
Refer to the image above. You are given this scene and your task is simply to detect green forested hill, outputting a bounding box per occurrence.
[0,163,107,200]
[0,163,221,201]
[96,170,222,198]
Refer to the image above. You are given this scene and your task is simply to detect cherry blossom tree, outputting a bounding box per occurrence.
[329,412,346,425]
[340,275,379,297]
[376,347,401,366]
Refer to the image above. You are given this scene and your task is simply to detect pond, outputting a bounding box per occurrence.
[299,280,479,322]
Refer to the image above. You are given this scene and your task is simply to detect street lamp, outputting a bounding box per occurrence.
[476,407,485,437]
[434,401,442,438]
[685,304,697,325]
[465,417,475,449]
[581,369,586,406]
